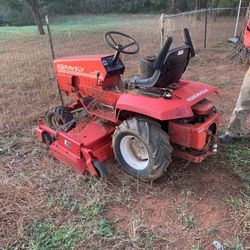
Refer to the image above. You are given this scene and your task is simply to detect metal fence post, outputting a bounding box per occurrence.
[204,1,208,48]
[160,13,165,48]
[45,15,64,106]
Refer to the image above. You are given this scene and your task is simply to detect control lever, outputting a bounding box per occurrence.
[96,72,101,85]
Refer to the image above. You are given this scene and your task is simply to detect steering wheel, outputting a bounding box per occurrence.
[104,31,140,55]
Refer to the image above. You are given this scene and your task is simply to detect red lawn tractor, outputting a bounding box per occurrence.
[36,29,220,182]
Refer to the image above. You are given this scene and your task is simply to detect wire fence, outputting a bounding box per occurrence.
[161,7,247,49]
[49,14,161,79]
[0,9,248,130]
[0,9,247,85]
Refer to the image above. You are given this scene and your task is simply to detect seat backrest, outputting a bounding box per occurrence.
[131,28,195,89]
[154,45,191,88]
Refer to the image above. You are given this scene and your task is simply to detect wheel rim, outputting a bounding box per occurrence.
[120,135,149,171]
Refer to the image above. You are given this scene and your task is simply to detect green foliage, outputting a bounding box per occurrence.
[219,0,249,8]
[192,243,201,250]
[26,199,114,249]
[96,219,114,237]
[2,0,248,25]
[225,236,245,250]
[184,215,195,229]
[0,0,33,25]
[79,202,106,219]
[27,220,83,250]
[209,226,220,236]
[225,197,240,208]
[226,140,250,191]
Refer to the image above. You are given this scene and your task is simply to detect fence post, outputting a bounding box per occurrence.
[45,15,64,106]
[204,1,208,48]
[233,0,242,38]
[160,13,165,48]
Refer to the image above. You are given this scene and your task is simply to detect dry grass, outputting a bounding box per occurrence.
[0,14,249,249]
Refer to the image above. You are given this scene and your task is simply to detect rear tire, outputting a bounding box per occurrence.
[112,117,173,182]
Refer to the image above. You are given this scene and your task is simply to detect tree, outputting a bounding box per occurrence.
[195,0,201,20]
[25,0,45,34]
[229,1,250,63]
[212,0,220,21]
[171,0,176,13]
[0,0,45,34]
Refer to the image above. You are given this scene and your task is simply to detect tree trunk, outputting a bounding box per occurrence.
[229,2,250,64]
[195,0,201,20]
[212,0,219,22]
[171,0,175,13]
[27,0,45,35]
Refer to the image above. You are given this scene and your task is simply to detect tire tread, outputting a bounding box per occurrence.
[112,117,173,182]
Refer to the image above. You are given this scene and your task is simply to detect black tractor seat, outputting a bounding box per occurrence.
[130,28,195,88]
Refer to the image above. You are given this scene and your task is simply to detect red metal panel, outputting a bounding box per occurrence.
[176,80,219,104]
[50,141,86,174]
[37,119,57,136]
[92,141,114,162]
[54,55,119,89]
[57,132,82,158]
[168,122,192,147]
[35,127,44,142]
[173,150,212,163]
[192,99,214,115]
[54,55,108,82]
[169,113,220,150]
[36,119,114,176]
[71,121,114,148]
[116,81,219,121]
[116,93,193,120]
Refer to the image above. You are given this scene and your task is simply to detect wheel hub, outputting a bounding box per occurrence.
[120,135,149,171]
[130,137,148,160]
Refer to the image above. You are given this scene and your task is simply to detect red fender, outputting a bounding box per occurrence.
[116,80,219,121]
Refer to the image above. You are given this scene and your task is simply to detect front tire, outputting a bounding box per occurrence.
[112,117,173,182]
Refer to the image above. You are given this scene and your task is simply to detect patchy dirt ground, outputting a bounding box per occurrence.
[0,17,249,249]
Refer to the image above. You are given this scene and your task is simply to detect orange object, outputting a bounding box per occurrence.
[244,19,250,49]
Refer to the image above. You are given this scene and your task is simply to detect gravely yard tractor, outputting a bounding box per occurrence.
[36,29,220,182]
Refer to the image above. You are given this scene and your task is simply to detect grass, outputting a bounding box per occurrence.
[209,226,220,236]
[210,42,233,52]
[181,188,194,196]
[21,188,116,249]
[191,243,201,250]
[128,215,169,248]
[225,197,241,208]
[226,140,250,191]
[1,14,250,250]
[225,236,245,250]
[27,220,84,250]
[79,202,106,219]
[96,219,114,237]
[0,14,157,39]
[26,219,113,249]
[176,200,196,230]
[184,216,195,229]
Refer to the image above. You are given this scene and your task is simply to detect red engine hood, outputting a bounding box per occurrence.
[116,80,219,121]
[53,54,111,82]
